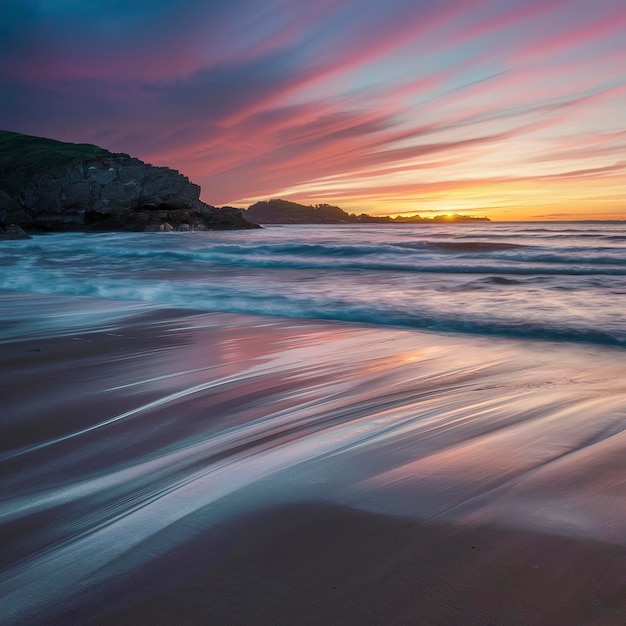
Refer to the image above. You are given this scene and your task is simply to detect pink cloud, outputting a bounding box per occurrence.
[219,0,485,125]
[514,6,626,63]
[3,0,624,217]
[441,0,566,51]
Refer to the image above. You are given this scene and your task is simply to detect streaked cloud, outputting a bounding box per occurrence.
[0,0,624,219]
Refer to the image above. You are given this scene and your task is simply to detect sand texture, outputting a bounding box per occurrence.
[1,292,625,624]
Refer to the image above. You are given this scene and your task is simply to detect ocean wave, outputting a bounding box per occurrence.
[16,245,626,276]
[419,241,530,252]
[456,276,525,289]
[292,306,626,347]
[13,234,625,271]
[13,257,626,277]
[495,250,626,266]
[1,274,624,347]
[2,226,626,348]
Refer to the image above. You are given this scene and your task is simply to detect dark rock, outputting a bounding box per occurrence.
[244,199,352,224]
[0,224,30,240]
[240,198,490,224]
[0,130,261,232]
[0,189,29,225]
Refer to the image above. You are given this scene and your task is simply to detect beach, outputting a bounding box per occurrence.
[3,0,626,617]
[1,290,625,624]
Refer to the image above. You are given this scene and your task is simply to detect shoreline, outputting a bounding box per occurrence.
[1,291,625,624]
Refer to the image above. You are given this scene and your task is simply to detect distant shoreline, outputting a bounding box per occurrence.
[236,198,489,224]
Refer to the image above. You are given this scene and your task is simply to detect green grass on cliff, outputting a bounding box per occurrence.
[0,130,114,193]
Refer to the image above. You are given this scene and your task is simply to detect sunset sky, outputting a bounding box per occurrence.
[1,0,625,220]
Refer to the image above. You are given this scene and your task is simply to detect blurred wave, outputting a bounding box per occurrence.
[1,222,625,345]
[1,298,625,622]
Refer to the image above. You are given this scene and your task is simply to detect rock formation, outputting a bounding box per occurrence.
[244,200,352,224]
[240,199,490,224]
[0,131,259,236]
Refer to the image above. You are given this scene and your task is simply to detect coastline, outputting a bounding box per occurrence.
[1,290,625,624]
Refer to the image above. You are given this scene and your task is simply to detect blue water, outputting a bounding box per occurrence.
[3,223,626,624]
[1,221,625,346]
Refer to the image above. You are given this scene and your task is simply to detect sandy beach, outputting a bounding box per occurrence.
[4,0,626,618]
[1,290,625,624]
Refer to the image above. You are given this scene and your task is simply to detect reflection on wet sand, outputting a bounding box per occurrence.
[1,292,625,624]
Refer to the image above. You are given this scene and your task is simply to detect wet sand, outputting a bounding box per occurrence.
[1,291,625,624]
[97,504,626,626]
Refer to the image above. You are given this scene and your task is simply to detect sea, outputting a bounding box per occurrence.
[1,220,625,346]
[2,221,626,623]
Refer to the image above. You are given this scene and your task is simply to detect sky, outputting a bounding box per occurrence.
[1,0,625,220]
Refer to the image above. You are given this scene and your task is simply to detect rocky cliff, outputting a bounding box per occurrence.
[0,131,259,237]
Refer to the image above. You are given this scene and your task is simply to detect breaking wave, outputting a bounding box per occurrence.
[1,222,625,347]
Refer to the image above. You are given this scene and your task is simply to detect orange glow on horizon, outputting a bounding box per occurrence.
[4,2,624,222]
[234,170,626,221]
